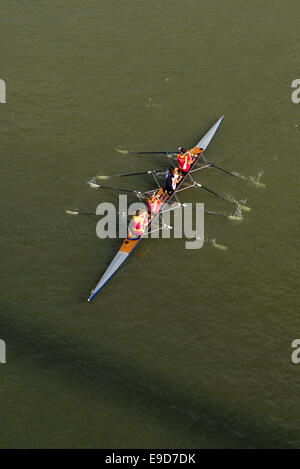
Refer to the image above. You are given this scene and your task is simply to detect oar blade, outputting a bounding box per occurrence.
[88,178,100,189]
[65,209,79,216]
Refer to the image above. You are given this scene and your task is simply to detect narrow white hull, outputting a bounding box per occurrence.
[196,115,224,150]
[88,251,129,301]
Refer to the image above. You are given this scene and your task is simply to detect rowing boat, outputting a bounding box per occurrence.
[87,116,224,301]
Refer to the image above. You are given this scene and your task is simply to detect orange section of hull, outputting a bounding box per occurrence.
[189,146,202,156]
[120,238,140,254]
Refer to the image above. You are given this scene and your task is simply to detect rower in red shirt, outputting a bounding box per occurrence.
[177,147,194,173]
[177,147,204,173]
[128,209,148,238]
[147,192,161,217]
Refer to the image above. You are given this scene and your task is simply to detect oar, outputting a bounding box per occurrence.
[141,224,172,238]
[195,182,233,203]
[187,207,242,221]
[197,161,265,188]
[97,169,164,180]
[160,202,233,220]
[66,209,128,217]
[116,149,178,158]
[65,210,97,216]
[207,162,242,178]
[206,162,257,184]
[195,182,251,212]
[203,209,238,219]
[210,162,266,188]
[126,151,176,155]
[88,179,143,195]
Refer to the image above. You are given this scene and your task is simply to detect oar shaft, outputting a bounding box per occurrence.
[67,210,129,217]
[76,212,96,215]
[206,161,249,181]
[130,151,176,155]
[98,169,164,179]
[209,162,238,177]
[66,210,97,216]
[203,209,227,217]
[94,184,140,194]
[198,183,234,205]
[115,170,155,177]
[89,180,156,197]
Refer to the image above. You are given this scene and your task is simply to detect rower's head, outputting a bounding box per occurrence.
[169,167,174,175]
[178,147,186,154]
[136,209,141,216]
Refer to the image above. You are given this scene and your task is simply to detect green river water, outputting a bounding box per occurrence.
[0,0,300,448]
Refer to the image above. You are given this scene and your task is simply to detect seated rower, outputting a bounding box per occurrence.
[165,166,172,179]
[164,167,182,195]
[173,167,182,187]
[177,148,195,173]
[165,166,181,183]
[164,167,175,194]
[128,209,148,238]
[147,192,161,216]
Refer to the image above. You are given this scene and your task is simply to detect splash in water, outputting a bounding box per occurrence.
[65,209,79,216]
[203,237,228,250]
[224,194,251,213]
[146,97,162,109]
[228,204,243,221]
[115,147,129,154]
[210,238,228,250]
[237,198,251,212]
[250,169,266,188]
[232,169,266,189]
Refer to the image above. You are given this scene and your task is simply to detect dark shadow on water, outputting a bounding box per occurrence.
[0,307,294,449]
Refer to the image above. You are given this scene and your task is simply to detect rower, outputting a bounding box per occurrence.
[129,209,148,238]
[173,167,181,187]
[164,166,182,194]
[147,192,161,216]
[164,167,175,194]
[177,148,195,173]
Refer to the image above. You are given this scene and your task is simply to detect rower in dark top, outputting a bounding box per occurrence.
[164,167,175,194]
